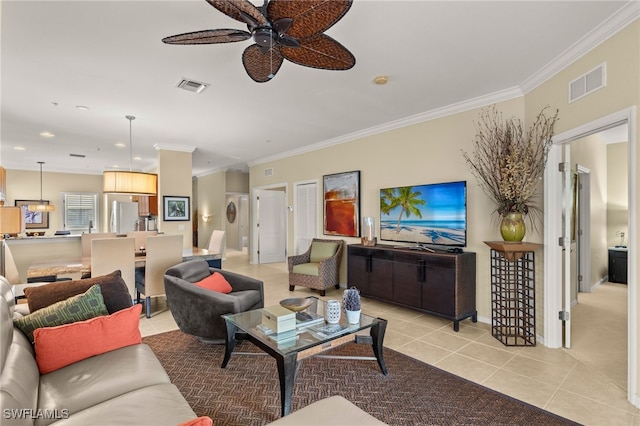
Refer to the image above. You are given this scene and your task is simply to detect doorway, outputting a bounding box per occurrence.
[251,184,287,264]
[544,107,637,406]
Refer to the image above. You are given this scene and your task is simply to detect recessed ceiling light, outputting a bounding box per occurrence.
[133,156,142,161]
[373,75,389,85]
[40,131,55,138]
[115,143,126,148]
[76,105,89,111]
[13,146,26,151]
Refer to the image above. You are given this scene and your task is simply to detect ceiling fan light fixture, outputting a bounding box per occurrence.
[27,162,55,212]
[103,115,158,196]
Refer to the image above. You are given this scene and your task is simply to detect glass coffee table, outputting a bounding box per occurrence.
[221,297,388,417]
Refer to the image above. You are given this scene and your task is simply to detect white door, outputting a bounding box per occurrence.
[257,189,286,263]
[561,145,574,348]
[294,182,317,255]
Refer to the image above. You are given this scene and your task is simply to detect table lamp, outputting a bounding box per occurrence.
[0,206,23,277]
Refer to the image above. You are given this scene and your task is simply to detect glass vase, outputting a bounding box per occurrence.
[500,212,526,242]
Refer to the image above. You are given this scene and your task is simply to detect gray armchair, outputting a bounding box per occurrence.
[164,259,264,344]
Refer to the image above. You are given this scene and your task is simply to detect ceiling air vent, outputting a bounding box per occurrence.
[176,78,209,94]
[569,63,606,103]
[69,153,86,158]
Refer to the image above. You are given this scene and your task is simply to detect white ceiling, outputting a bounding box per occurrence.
[1,1,634,177]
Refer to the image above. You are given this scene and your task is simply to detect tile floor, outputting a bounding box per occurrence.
[140,251,640,426]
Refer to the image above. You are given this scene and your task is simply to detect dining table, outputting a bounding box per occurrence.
[26,247,221,279]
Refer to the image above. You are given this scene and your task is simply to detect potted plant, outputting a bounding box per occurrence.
[343,287,361,324]
[462,105,559,241]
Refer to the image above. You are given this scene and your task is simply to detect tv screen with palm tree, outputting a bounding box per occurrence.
[380,181,467,247]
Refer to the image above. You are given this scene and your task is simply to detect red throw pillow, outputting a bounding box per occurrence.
[194,272,232,294]
[33,304,142,374]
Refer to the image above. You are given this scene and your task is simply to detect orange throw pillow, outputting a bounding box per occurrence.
[177,417,213,426]
[34,304,142,374]
[194,272,232,294]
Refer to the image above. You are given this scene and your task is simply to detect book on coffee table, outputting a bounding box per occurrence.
[267,329,298,343]
[311,323,351,339]
[295,311,325,329]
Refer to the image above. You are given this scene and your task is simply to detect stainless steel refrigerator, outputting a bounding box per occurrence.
[110,201,139,234]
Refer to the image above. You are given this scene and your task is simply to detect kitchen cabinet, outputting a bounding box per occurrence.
[132,196,158,217]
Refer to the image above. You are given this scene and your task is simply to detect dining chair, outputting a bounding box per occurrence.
[2,241,70,285]
[126,231,159,253]
[206,230,225,268]
[91,237,136,298]
[135,234,183,318]
[207,230,226,255]
[81,232,117,257]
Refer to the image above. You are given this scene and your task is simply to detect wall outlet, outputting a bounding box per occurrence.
[178,224,185,231]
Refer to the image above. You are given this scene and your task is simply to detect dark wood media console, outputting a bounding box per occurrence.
[347,244,477,331]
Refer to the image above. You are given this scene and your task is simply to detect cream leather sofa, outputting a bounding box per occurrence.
[0,278,197,426]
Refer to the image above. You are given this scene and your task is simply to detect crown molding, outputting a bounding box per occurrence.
[250,3,639,169]
[520,1,640,94]
[153,143,196,153]
[248,86,522,167]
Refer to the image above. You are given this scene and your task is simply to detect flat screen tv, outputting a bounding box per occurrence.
[380,180,467,247]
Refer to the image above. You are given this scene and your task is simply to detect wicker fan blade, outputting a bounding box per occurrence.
[281,33,354,70]
[206,0,268,27]
[242,44,284,83]
[162,29,250,45]
[268,0,352,39]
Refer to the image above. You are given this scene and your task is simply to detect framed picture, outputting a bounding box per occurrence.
[15,200,50,229]
[163,196,190,221]
[323,170,360,237]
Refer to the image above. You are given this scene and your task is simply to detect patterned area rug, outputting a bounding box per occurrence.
[143,330,579,425]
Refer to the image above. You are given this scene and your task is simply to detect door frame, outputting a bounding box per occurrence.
[293,179,319,255]
[576,165,592,293]
[543,106,637,407]
[251,183,288,264]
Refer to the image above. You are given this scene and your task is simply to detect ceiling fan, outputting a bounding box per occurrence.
[162,0,355,83]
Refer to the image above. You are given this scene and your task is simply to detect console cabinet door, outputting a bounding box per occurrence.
[393,252,423,308]
[422,266,455,317]
[347,252,371,294]
[368,257,394,300]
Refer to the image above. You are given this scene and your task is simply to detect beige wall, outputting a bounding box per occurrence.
[195,170,249,249]
[525,19,639,396]
[196,171,226,248]
[249,96,526,323]
[157,149,193,247]
[607,142,629,247]
[4,169,103,234]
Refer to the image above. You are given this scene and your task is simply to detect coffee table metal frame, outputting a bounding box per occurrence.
[221,297,387,417]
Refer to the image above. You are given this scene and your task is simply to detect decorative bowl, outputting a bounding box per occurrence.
[279,297,313,312]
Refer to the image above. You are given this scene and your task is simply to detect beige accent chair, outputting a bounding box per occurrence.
[127,230,160,252]
[91,237,136,297]
[288,238,344,297]
[81,232,117,257]
[135,234,183,318]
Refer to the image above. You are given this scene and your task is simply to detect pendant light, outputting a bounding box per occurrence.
[27,162,55,212]
[103,115,157,195]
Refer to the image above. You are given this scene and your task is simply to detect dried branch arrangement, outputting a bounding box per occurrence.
[462,105,559,223]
